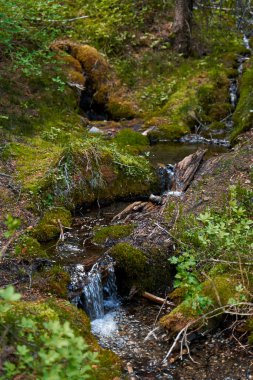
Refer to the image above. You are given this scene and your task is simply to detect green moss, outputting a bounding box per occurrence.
[145,117,190,141]
[33,207,72,242]
[3,301,59,327]
[110,242,146,278]
[92,224,134,245]
[15,235,48,259]
[231,57,253,141]
[110,243,170,292]
[114,128,149,150]
[34,265,71,299]
[107,97,137,120]
[9,139,63,193]
[45,139,156,207]
[160,275,239,332]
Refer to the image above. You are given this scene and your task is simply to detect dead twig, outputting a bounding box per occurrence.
[57,219,65,242]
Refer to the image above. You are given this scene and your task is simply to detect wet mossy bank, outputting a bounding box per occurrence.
[155,135,253,343]
[1,296,122,379]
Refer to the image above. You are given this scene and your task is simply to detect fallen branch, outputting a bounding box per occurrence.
[172,149,207,192]
[163,302,253,363]
[202,258,253,266]
[142,291,174,306]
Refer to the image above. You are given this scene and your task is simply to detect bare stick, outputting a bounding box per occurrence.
[142,291,175,306]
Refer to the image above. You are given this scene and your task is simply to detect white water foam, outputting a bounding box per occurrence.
[91,311,118,337]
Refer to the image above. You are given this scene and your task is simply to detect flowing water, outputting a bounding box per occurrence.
[48,35,252,379]
[56,139,229,379]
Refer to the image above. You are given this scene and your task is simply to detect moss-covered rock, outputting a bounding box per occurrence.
[107,96,137,120]
[114,128,148,148]
[110,242,171,293]
[109,243,146,291]
[33,207,72,242]
[145,117,190,141]
[45,139,156,208]
[92,224,134,245]
[15,235,48,259]
[110,242,146,278]
[160,275,240,333]
[52,40,139,121]
[52,40,109,89]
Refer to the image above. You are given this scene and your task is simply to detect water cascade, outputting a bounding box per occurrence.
[69,255,119,320]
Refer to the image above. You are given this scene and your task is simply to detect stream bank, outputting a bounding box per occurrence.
[41,129,252,379]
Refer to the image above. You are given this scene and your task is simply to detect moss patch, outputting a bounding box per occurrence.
[109,242,146,291]
[15,235,48,259]
[145,117,190,141]
[33,207,71,242]
[9,139,62,193]
[92,224,134,245]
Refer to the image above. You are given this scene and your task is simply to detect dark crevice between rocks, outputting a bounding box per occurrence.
[79,77,110,121]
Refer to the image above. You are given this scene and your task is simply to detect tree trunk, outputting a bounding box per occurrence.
[172,0,194,56]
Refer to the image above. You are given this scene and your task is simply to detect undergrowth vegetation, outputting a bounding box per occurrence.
[168,185,253,321]
[0,287,98,380]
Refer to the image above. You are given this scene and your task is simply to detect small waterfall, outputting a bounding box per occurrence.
[243,34,251,50]
[157,164,175,193]
[69,255,119,320]
[103,266,119,310]
[81,270,104,320]
[229,80,238,108]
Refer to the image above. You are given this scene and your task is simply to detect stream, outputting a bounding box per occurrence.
[48,36,251,379]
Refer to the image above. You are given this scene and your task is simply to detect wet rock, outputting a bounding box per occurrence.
[88,126,104,134]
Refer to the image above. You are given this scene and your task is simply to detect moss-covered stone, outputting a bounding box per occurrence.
[52,40,139,121]
[33,207,72,242]
[160,275,240,333]
[15,235,48,259]
[110,242,146,278]
[113,128,149,153]
[110,243,171,293]
[145,117,190,141]
[45,139,156,208]
[107,96,137,120]
[9,139,63,193]
[92,224,134,245]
